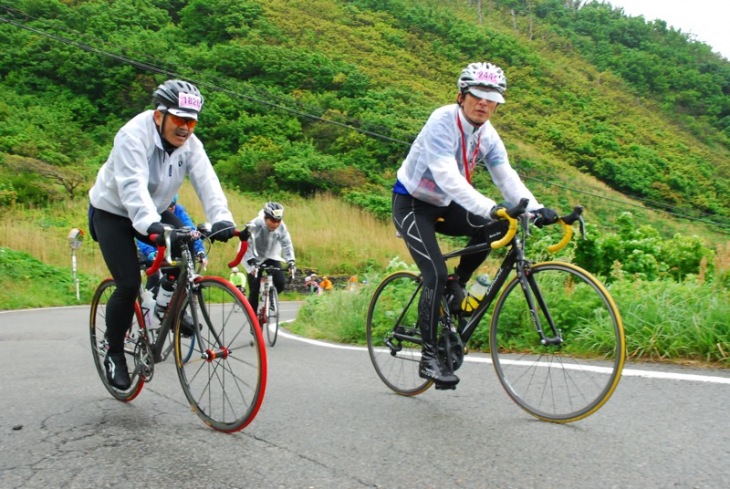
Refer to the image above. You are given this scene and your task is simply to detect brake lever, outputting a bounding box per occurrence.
[578,215,586,240]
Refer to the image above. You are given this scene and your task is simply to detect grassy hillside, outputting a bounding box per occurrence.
[1,0,729,235]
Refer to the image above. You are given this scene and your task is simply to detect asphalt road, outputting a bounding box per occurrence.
[1,304,730,488]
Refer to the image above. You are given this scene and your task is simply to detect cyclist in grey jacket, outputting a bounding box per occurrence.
[392,62,559,388]
[88,79,236,391]
[243,202,296,313]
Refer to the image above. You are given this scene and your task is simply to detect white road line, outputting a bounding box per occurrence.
[5,307,728,385]
[278,321,730,385]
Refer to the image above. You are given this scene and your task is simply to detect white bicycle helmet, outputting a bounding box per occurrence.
[457,62,507,103]
[153,79,204,120]
[232,267,239,273]
[263,202,284,220]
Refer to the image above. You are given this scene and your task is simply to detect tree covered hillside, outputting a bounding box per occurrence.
[1,0,728,229]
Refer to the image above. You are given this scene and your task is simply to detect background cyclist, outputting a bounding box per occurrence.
[243,202,296,313]
[229,266,247,295]
[88,79,236,391]
[391,62,558,388]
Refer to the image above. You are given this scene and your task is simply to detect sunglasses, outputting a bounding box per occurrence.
[167,113,198,130]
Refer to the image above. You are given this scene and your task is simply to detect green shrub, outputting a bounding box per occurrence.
[574,212,714,282]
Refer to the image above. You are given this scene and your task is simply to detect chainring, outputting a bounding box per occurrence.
[437,329,465,371]
[133,331,155,381]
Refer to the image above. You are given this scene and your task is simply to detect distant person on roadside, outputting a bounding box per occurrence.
[229,266,247,295]
[391,62,558,388]
[243,202,296,312]
[319,276,333,292]
[304,272,321,295]
[88,79,236,391]
[347,275,358,293]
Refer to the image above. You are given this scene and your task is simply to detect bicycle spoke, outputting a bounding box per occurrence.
[490,262,625,423]
[175,278,266,432]
[367,271,432,396]
[89,279,145,402]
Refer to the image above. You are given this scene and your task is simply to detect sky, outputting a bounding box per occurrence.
[603,0,729,60]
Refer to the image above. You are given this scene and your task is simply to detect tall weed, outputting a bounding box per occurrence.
[611,277,730,364]
[0,185,412,282]
[293,259,730,366]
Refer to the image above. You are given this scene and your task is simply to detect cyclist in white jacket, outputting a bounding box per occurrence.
[392,62,559,388]
[242,202,296,313]
[88,79,236,391]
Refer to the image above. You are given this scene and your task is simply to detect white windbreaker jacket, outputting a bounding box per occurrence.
[89,110,234,235]
[396,104,541,216]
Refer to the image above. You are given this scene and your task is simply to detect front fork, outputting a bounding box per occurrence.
[518,264,563,346]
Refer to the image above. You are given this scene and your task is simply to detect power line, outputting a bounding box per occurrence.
[521,172,730,232]
[2,6,727,232]
[0,8,415,146]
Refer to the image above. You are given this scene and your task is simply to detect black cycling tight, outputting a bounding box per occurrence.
[391,193,506,346]
[91,206,187,354]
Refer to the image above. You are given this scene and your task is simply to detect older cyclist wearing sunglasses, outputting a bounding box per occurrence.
[88,79,237,391]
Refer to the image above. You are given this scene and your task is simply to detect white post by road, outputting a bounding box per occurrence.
[68,228,84,301]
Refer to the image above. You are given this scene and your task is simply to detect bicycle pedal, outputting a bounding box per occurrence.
[434,383,457,391]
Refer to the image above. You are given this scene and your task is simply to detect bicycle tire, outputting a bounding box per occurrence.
[89,278,145,402]
[490,261,625,423]
[174,276,267,432]
[266,287,279,347]
[178,332,196,364]
[366,271,432,396]
[157,326,195,364]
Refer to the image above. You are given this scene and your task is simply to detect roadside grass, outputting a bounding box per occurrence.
[613,277,730,364]
[289,260,730,367]
[0,247,98,309]
[0,185,411,287]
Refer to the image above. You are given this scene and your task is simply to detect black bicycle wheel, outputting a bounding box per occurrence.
[490,262,625,423]
[366,271,432,396]
[89,278,145,401]
[174,276,267,432]
[266,287,279,347]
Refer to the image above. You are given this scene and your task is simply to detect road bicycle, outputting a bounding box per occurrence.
[89,225,266,433]
[366,199,625,423]
[253,263,294,347]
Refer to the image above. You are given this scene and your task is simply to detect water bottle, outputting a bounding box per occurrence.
[461,274,491,313]
[155,275,175,320]
[140,289,156,328]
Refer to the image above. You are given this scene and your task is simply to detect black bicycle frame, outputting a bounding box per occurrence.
[145,238,221,364]
[444,241,519,344]
[144,264,190,363]
[447,235,562,347]
[390,213,565,349]
[386,240,518,348]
